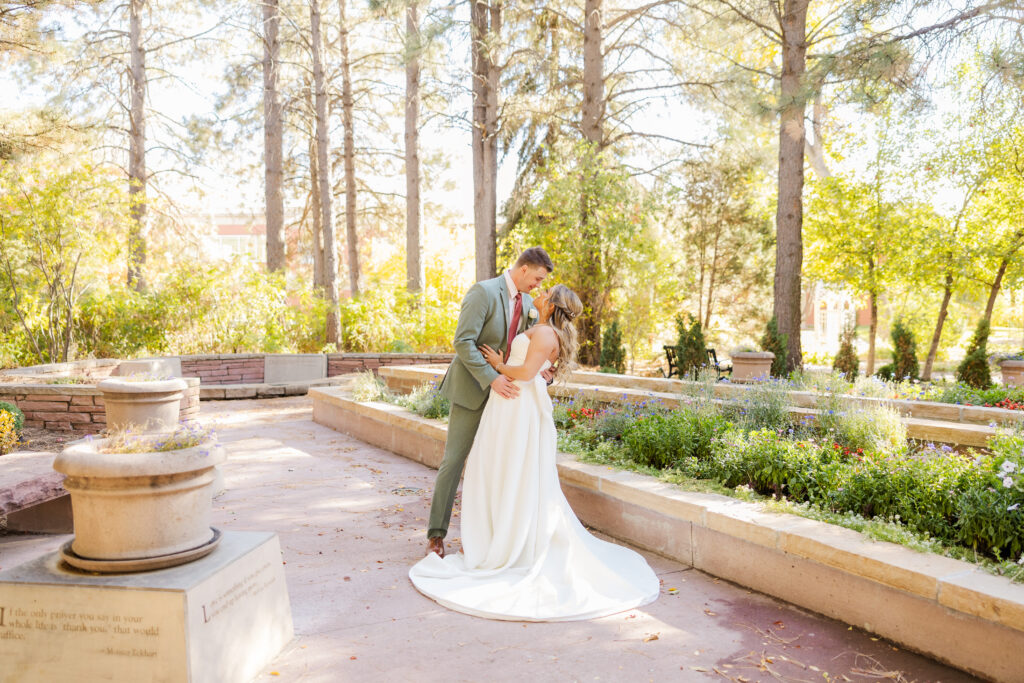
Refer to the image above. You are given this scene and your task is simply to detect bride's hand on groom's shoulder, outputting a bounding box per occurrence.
[479,344,501,369]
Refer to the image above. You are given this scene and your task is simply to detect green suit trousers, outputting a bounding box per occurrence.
[427,400,486,539]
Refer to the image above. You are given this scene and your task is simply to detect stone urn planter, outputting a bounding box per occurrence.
[729,351,775,383]
[53,434,225,572]
[1000,359,1024,388]
[98,377,187,433]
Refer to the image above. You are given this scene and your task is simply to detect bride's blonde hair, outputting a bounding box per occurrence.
[546,284,583,383]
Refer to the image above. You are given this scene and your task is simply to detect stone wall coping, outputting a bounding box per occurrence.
[309,386,1024,680]
[2,358,120,377]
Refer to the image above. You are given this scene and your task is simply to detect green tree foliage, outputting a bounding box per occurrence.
[675,314,707,379]
[0,160,127,363]
[599,319,625,374]
[957,319,993,389]
[890,318,920,381]
[833,325,859,379]
[503,143,655,364]
[759,316,788,377]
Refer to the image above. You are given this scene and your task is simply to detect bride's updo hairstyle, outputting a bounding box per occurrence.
[546,284,583,383]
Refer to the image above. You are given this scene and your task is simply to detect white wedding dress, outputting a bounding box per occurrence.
[409,333,659,621]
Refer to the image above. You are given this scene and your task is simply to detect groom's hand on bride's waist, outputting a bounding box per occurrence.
[491,375,520,399]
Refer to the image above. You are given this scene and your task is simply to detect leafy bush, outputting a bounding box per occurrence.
[683,428,840,501]
[622,403,728,469]
[350,371,390,402]
[832,326,859,379]
[674,315,707,379]
[875,363,895,381]
[397,382,450,420]
[726,379,793,433]
[890,318,920,381]
[759,316,789,376]
[0,410,18,454]
[814,389,907,454]
[599,320,626,374]
[957,319,993,389]
[0,400,25,433]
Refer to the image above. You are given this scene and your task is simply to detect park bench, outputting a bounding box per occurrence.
[662,346,732,380]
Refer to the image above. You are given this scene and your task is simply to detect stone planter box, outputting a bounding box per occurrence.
[309,386,1024,683]
[1000,360,1024,388]
[53,438,225,564]
[729,351,775,382]
[97,378,189,433]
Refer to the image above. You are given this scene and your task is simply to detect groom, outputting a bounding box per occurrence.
[426,246,555,557]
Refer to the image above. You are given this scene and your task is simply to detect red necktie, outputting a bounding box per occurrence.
[505,293,522,361]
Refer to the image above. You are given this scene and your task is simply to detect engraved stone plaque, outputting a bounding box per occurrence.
[263,354,327,384]
[0,531,293,683]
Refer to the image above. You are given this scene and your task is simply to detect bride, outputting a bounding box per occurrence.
[408,284,659,621]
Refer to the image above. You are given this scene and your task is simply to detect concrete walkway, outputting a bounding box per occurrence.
[1,397,976,682]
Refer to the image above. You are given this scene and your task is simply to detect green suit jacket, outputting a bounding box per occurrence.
[439,274,534,410]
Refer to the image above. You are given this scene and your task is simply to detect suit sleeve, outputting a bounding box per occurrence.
[453,283,500,391]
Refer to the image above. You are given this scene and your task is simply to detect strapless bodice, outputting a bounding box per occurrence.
[506,333,551,374]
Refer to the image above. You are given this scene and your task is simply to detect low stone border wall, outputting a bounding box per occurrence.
[309,385,1024,683]
[0,379,200,434]
[376,366,997,449]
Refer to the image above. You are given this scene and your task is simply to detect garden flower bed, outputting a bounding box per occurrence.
[309,381,1024,682]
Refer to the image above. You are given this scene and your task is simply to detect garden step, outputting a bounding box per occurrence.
[0,450,71,534]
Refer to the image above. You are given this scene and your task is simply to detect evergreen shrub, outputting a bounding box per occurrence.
[674,315,707,379]
[759,316,789,376]
[832,326,859,379]
[890,318,920,381]
[957,319,993,389]
[599,320,626,374]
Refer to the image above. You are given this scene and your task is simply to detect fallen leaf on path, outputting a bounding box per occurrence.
[643,632,659,642]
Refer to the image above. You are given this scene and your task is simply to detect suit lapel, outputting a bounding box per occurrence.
[495,275,510,342]
[520,294,533,333]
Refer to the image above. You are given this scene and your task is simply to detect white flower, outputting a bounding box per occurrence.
[1009,503,1020,511]
[1001,460,1018,473]
[1003,476,1014,488]
[528,308,538,321]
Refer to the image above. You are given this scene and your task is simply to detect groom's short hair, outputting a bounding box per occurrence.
[514,247,554,272]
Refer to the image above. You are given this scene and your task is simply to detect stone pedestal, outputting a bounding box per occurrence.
[0,531,293,683]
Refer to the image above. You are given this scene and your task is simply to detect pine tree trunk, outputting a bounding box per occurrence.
[922,274,953,381]
[404,0,422,294]
[309,133,325,289]
[772,0,809,372]
[867,290,878,376]
[471,0,499,282]
[575,0,604,366]
[263,0,285,272]
[127,0,147,291]
[339,0,359,297]
[311,0,340,344]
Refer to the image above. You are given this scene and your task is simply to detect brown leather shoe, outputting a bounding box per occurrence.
[426,537,445,558]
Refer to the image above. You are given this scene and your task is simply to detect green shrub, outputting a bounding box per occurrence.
[599,320,626,374]
[874,363,895,381]
[622,404,728,469]
[957,319,993,389]
[0,410,17,454]
[832,326,859,379]
[674,315,707,379]
[593,410,636,441]
[397,382,450,420]
[814,391,907,454]
[890,318,920,381]
[726,379,792,433]
[0,400,25,433]
[759,316,789,377]
[350,371,390,402]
